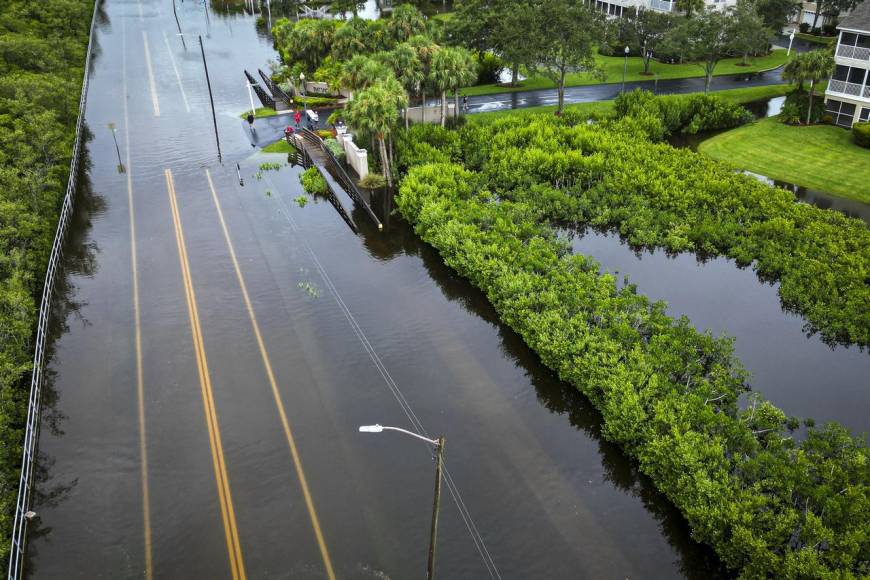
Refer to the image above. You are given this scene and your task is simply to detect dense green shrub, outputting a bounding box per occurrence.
[396,157,870,579]
[615,89,753,137]
[853,122,870,149]
[400,115,870,348]
[799,22,811,33]
[0,0,96,567]
[783,91,825,124]
[299,166,328,195]
[324,137,345,161]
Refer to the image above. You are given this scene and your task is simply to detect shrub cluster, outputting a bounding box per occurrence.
[396,157,870,579]
[299,166,328,195]
[0,0,95,565]
[399,113,870,348]
[853,122,870,149]
[614,89,753,139]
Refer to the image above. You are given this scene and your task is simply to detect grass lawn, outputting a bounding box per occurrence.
[262,139,293,153]
[461,49,790,97]
[699,116,870,204]
[469,84,793,123]
[794,32,836,45]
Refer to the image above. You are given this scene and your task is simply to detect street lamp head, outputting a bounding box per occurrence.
[299,72,305,81]
[624,46,630,55]
[359,424,384,433]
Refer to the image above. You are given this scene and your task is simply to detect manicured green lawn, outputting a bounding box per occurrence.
[461,49,790,97]
[794,32,836,45]
[469,84,793,122]
[699,116,870,203]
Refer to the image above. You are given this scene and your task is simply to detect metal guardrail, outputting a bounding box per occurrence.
[6,1,101,578]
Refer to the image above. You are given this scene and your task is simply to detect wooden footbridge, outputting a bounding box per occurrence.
[289,129,383,232]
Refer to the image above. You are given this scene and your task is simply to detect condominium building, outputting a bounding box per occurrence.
[824,1,870,127]
[589,0,736,18]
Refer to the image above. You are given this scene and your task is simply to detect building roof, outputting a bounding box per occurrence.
[839,1,870,32]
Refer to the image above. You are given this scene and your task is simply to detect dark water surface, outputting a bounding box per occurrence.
[567,231,870,436]
[27,0,731,578]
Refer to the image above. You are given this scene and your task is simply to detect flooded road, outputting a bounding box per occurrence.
[27,0,730,578]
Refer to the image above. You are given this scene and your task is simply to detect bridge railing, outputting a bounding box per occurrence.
[7,1,101,579]
[299,129,383,231]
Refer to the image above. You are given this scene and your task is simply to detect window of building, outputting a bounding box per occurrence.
[860,107,870,123]
[841,32,858,46]
[833,65,850,81]
[859,34,870,49]
[847,67,867,85]
[825,99,856,127]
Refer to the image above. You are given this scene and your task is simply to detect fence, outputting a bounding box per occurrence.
[6,1,101,578]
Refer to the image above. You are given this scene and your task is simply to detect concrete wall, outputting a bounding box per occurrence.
[338,133,368,180]
[407,103,457,124]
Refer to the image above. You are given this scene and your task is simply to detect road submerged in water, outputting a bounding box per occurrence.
[26,1,868,579]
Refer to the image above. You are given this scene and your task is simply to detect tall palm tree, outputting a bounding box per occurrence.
[431,47,477,127]
[339,54,391,96]
[344,78,408,187]
[407,35,440,121]
[802,50,834,124]
[386,43,424,128]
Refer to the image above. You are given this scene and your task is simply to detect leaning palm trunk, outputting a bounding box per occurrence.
[454,89,460,120]
[378,135,392,187]
[440,90,447,127]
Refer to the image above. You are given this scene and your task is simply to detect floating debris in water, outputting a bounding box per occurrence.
[297,281,319,298]
[295,195,308,208]
[259,162,281,172]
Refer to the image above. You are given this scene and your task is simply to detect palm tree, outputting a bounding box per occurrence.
[339,54,391,96]
[344,78,408,188]
[407,35,440,121]
[431,47,477,127]
[386,43,424,128]
[802,50,834,124]
[782,54,808,92]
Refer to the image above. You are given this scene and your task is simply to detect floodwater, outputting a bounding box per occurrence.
[27,0,731,579]
[567,230,870,436]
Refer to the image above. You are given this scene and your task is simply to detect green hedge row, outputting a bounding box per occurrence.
[0,0,95,565]
[397,161,869,578]
[854,122,870,149]
[397,111,870,349]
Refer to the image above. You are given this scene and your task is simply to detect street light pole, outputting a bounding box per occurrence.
[787,30,795,56]
[622,46,630,94]
[359,425,445,580]
[427,436,445,580]
[246,82,257,118]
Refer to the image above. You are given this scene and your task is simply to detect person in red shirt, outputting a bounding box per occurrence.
[294,110,302,127]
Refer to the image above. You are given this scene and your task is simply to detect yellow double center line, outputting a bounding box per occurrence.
[165,169,247,580]
[205,169,337,580]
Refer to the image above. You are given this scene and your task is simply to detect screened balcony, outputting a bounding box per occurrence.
[836,32,870,62]
[828,64,870,100]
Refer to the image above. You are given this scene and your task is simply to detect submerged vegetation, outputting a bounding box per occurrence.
[299,166,328,195]
[395,100,870,578]
[0,0,95,565]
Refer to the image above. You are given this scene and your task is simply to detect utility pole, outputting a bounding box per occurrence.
[199,35,221,162]
[173,0,186,50]
[427,436,445,580]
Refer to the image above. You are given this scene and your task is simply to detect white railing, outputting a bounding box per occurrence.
[648,0,675,11]
[836,44,870,61]
[6,1,100,578]
[827,78,867,98]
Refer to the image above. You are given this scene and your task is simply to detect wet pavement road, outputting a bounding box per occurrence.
[465,69,787,114]
[26,1,730,579]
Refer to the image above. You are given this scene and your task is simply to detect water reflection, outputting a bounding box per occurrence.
[27,128,104,576]
[347,211,730,578]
